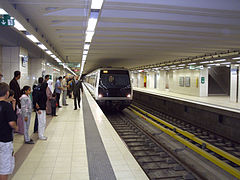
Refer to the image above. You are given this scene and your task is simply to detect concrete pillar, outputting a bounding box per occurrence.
[147,72,154,89]
[137,73,144,88]
[157,70,166,91]
[131,72,138,87]
[230,64,238,102]
[199,68,208,97]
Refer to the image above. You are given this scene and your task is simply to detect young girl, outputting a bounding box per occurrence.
[20,86,34,144]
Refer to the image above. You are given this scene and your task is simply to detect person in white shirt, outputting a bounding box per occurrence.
[61,76,68,106]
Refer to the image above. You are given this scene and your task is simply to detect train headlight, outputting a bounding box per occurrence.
[127,94,131,98]
[98,94,103,98]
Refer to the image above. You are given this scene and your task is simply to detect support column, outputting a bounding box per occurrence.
[199,67,208,97]
[230,64,238,102]
[137,73,144,88]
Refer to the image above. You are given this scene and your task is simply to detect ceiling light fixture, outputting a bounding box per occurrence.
[200,61,210,64]
[45,50,53,55]
[26,34,40,43]
[83,50,88,55]
[84,43,90,50]
[214,59,226,62]
[38,44,47,50]
[91,0,104,9]
[82,55,87,61]
[14,20,26,31]
[85,31,94,43]
[51,54,56,58]
[233,57,240,60]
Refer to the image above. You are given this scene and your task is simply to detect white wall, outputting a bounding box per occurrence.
[199,68,208,97]
[2,47,21,85]
[169,69,200,96]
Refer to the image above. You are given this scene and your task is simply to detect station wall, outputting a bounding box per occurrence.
[0,46,66,91]
[169,69,200,96]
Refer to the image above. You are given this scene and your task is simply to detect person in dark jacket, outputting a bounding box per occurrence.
[35,77,48,140]
[9,71,21,109]
[72,75,83,110]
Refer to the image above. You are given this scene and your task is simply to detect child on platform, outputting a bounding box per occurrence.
[20,86,34,144]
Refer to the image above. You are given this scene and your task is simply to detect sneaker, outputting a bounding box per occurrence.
[39,136,47,140]
[74,108,77,110]
[25,140,34,144]
[58,106,62,108]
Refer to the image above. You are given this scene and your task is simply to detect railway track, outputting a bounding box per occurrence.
[129,102,240,179]
[106,111,200,180]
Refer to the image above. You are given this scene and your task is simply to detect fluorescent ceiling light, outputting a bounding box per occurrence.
[233,57,240,60]
[83,50,88,55]
[87,18,98,32]
[178,64,185,66]
[55,58,62,63]
[26,34,39,43]
[14,20,26,31]
[188,63,196,65]
[85,31,94,43]
[91,0,104,9]
[170,65,176,68]
[0,8,8,14]
[51,54,56,58]
[200,61,210,64]
[45,50,53,55]
[234,64,239,67]
[38,44,47,50]
[214,59,226,62]
[220,62,231,65]
[82,55,87,61]
[226,65,230,67]
[84,44,90,50]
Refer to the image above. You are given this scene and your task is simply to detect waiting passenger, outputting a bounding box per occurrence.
[55,76,63,108]
[9,71,21,109]
[0,82,18,180]
[35,77,48,140]
[50,93,57,116]
[72,75,83,110]
[20,86,34,144]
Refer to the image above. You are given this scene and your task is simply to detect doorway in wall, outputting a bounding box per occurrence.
[208,67,230,96]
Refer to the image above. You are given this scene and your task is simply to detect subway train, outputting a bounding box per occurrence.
[84,67,133,110]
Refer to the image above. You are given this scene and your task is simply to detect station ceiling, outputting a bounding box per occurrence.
[1,0,240,74]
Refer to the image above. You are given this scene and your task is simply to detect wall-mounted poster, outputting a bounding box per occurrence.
[185,77,191,87]
[179,77,184,87]
[21,56,28,67]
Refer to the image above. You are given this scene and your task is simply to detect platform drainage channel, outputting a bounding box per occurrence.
[107,113,197,180]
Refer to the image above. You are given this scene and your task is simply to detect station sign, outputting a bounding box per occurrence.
[189,65,203,70]
[201,77,205,84]
[0,14,14,26]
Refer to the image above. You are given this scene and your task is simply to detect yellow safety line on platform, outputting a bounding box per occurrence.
[129,106,240,179]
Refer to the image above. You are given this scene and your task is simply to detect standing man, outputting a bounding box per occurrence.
[0,82,18,180]
[35,77,48,140]
[61,76,68,106]
[72,75,83,110]
[55,76,63,108]
[9,71,21,109]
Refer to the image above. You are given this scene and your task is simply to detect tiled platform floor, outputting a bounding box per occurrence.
[11,89,148,180]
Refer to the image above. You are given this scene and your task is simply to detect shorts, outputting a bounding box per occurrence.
[0,142,15,175]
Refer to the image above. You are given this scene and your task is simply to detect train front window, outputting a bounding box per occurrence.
[100,70,130,88]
